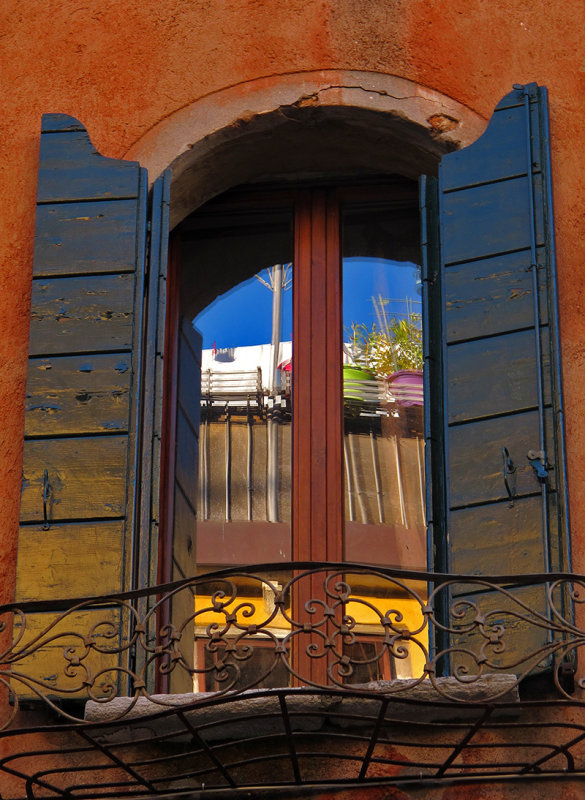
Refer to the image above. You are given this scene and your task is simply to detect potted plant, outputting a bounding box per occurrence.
[346,312,423,406]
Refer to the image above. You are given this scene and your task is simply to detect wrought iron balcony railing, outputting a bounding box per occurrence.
[1,563,585,797]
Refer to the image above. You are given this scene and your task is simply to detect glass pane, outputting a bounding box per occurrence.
[181,209,294,691]
[342,201,427,680]
[180,210,293,568]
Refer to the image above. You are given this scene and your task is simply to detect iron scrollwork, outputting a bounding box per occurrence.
[0,563,583,729]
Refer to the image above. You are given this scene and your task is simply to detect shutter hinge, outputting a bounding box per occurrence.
[527,449,550,481]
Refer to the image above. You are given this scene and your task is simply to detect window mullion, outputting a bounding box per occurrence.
[292,189,343,687]
[292,189,343,564]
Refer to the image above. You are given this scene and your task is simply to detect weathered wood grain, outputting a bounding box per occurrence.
[448,409,554,508]
[441,174,544,265]
[450,495,545,575]
[16,521,126,600]
[439,102,529,189]
[447,327,551,424]
[29,273,134,355]
[445,249,547,343]
[34,200,140,276]
[25,354,130,437]
[20,436,127,522]
[37,130,140,203]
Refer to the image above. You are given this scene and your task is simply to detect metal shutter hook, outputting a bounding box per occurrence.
[502,447,516,506]
[42,468,52,530]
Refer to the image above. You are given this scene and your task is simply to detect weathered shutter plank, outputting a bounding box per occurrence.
[441,99,541,187]
[20,436,128,521]
[447,329,551,423]
[28,273,135,355]
[133,170,172,592]
[449,409,555,508]
[450,496,545,575]
[16,522,126,601]
[34,200,141,275]
[37,130,140,202]
[445,252,547,342]
[441,176,545,264]
[25,353,130,437]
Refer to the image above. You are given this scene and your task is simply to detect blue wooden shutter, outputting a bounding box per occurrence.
[424,84,569,674]
[18,114,148,603]
[166,318,202,693]
[135,169,171,591]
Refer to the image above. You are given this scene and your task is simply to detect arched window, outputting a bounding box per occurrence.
[17,83,569,695]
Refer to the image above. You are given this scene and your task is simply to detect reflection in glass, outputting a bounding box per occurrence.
[180,210,294,690]
[342,202,427,679]
[181,211,293,564]
[194,265,293,529]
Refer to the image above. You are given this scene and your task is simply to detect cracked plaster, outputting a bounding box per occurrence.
[124,70,487,227]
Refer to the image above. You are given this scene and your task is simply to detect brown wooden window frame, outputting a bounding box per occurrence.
[160,179,421,584]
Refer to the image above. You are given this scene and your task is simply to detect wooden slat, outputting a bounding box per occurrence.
[174,319,200,520]
[10,608,124,699]
[29,273,134,355]
[445,250,547,343]
[25,354,130,437]
[20,436,127,522]
[441,174,544,265]
[37,129,140,203]
[33,200,141,277]
[447,327,551,424]
[41,114,87,133]
[167,315,200,612]
[439,101,529,189]
[450,495,546,575]
[448,409,554,508]
[16,521,125,600]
